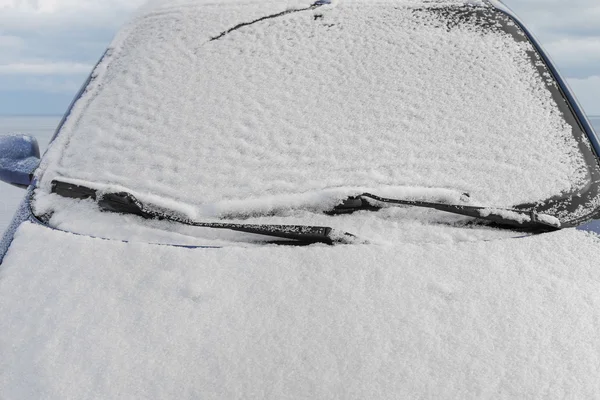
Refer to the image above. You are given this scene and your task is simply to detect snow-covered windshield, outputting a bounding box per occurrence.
[33,0,600,241]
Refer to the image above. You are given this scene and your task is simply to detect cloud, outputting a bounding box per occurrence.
[0,35,24,48]
[0,62,93,75]
[0,0,143,115]
[504,0,600,79]
[0,0,146,14]
[544,38,600,78]
[567,76,600,116]
[502,1,600,113]
[0,0,144,61]
[0,0,146,34]
[23,76,84,93]
[0,74,84,92]
[1,0,599,115]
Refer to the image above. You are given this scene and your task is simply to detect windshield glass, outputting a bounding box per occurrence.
[33,0,600,243]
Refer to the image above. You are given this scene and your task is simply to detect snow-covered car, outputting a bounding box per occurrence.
[2,0,600,398]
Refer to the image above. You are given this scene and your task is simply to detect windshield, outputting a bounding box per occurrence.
[32,0,600,245]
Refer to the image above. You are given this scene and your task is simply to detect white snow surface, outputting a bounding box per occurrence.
[2,222,600,398]
[0,116,58,233]
[35,0,588,224]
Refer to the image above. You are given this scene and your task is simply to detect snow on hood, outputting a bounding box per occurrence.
[35,0,588,224]
[2,222,600,398]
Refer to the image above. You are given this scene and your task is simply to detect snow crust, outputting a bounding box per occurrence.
[35,0,588,225]
[2,222,600,398]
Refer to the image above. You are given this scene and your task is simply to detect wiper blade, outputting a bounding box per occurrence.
[50,180,355,245]
[332,193,561,232]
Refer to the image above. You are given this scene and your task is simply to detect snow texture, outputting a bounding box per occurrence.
[0,116,57,242]
[34,0,588,225]
[2,222,600,398]
[0,186,34,263]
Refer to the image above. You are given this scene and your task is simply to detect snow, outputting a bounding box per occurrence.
[478,207,532,224]
[535,212,561,227]
[35,193,527,247]
[34,0,589,234]
[37,176,471,220]
[2,3,600,397]
[0,181,27,231]
[2,222,600,398]
[0,116,58,233]
[477,207,561,228]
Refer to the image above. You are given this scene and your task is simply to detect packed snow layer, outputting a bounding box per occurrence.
[2,223,600,398]
[36,0,588,221]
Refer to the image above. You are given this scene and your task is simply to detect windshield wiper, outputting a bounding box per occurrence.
[49,180,355,245]
[330,193,562,232]
[49,180,559,239]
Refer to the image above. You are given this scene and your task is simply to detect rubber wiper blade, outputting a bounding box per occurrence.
[334,192,561,232]
[50,180,355,245]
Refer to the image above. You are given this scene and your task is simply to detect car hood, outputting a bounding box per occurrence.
[2,222,600,398]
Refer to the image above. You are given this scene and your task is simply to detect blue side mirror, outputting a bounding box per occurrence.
[0,135,41,189]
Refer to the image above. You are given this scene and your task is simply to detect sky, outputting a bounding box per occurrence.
[0,0,599,116]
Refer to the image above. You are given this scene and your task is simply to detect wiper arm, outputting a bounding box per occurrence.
[49,180,355,245]
[332,193,561,232]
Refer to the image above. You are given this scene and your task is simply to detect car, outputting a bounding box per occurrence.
[2,0,600,397]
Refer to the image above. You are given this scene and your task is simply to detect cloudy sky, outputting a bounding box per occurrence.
[0,0,599,116]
